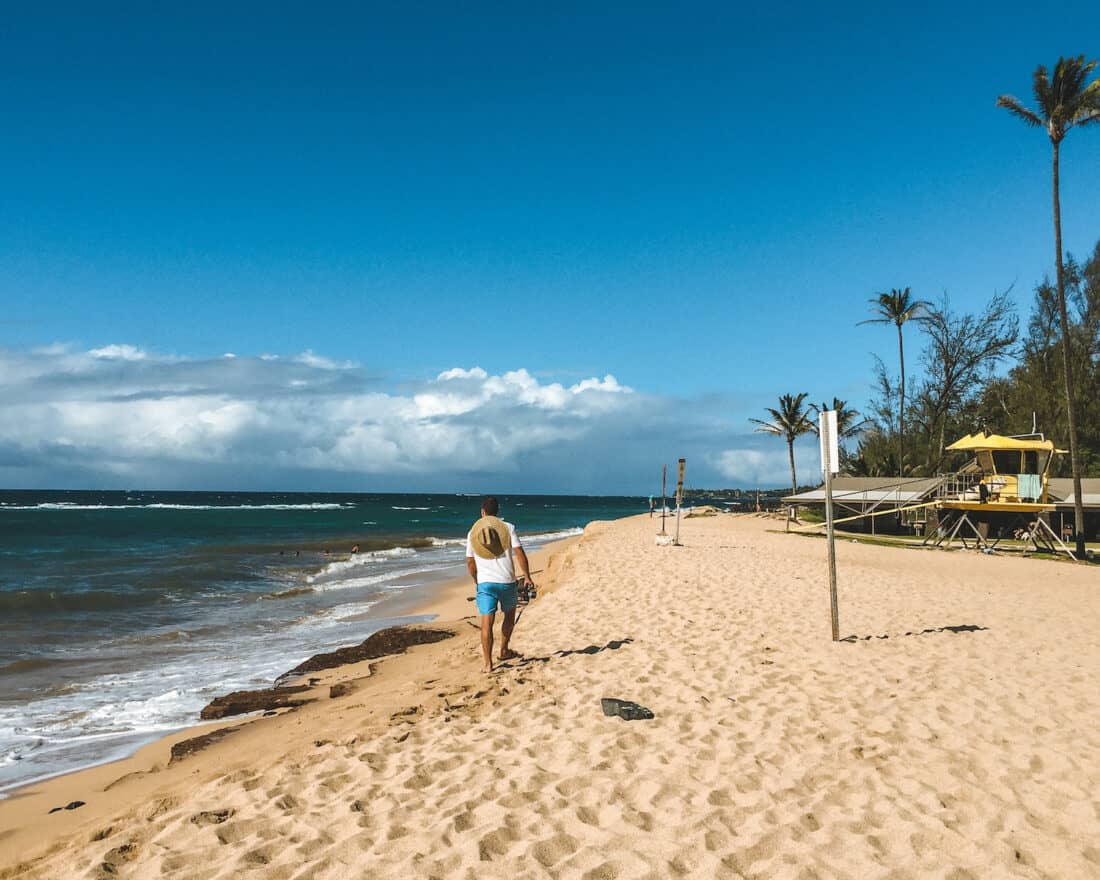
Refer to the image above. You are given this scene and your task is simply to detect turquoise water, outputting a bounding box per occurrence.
[0,490,643,791]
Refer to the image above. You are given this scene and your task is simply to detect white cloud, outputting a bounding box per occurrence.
[713,445,821,489]
[0,343,832,493]
[293,350,354,370]
[571,374,630,394]
[88,344,149,361]
[437,366,487,381]
[0,346,656,490]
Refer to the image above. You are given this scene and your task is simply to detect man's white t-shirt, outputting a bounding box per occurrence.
[466,520,523,583]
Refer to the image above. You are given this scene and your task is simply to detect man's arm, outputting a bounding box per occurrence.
[466,556,479,586]
[514,547,533,586]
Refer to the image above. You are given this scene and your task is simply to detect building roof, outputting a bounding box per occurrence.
[946,432,1065,453]
[1046,478,1100,506]
[783,476,943,505]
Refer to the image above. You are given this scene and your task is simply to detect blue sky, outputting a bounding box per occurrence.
[1,3,1098,492]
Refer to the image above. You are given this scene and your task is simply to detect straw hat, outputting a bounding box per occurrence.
[469,515,511,559]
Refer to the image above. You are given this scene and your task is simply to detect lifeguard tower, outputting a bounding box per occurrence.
[927,432,1073,556]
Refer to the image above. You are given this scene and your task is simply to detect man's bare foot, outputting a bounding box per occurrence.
[499,649,520,661]
[482,663,494,674]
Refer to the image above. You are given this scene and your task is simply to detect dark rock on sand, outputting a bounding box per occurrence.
[279,626,454,679]
[199,685,311,721]
[169,726,240,762]
[196,627,454,723]
[49,800,86,814]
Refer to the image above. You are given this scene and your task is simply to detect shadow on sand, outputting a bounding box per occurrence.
[502,637,634,668]
[841,624,989,643]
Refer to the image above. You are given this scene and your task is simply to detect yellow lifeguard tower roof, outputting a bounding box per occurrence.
[946,433,1066,454]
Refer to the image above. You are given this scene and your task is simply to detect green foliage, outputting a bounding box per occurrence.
[858,286,932,475]
[809,398,868,439]
[856,241,1100,479]
[858,288,932,330]
[998,54,1100,553]
[978,242,1100,475]
[749,392,815,495]
[997,55,1100,145]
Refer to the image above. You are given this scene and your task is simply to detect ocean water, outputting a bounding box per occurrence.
[0,490,642,792]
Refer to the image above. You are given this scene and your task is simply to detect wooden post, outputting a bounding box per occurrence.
[825,463,840,642]
[660,465,667,536]
[820,411,840,642]
[674,458,685,545]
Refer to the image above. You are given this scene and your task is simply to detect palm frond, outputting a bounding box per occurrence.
[748,418,782,436]
[859,288,929,328]
[749,393,814,442]
[1072,80,1100,127]
[996,95,1043,128]
[1004,56,1100,140]
[1032,64,1055,121]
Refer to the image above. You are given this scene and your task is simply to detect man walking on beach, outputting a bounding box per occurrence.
[466,497,533,673]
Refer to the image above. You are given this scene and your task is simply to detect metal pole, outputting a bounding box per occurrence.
[825,463,840,641]
[660,465,667,535]
[674,458,685,545]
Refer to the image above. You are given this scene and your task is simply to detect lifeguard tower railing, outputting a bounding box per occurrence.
[935,472,983,503]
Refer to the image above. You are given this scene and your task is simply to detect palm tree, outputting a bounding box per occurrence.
[810,398,868,440]
[750,392,814,496]
[859,288,931,476]
[998,56,1100,558]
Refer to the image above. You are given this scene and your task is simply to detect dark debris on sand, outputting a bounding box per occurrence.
[278,626,455,680]
[199,685,312,721]
[198,627,455,721]
[169,726,241,762]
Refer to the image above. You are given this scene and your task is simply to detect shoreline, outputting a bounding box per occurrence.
[8,510,1099,878]
[0,521,586,799]
[0,526,588,872]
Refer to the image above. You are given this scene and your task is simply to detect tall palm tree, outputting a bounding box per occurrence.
[998,56,1100,558]
[750,392,814,496]
[859,288,930,476]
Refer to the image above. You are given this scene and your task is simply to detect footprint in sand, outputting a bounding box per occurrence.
[190,808,234,826]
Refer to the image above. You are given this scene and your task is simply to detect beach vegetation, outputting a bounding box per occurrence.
[853,291,1018,476]
[859,288,932,476]
[997,54,1100,557]
[809,398,869,474]
[979,243,1100,475]
[750,393,815,496]
[908,292,1018,472]
[809,398,868,440]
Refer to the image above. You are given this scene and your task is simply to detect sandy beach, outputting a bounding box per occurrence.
[3,512,1100,879]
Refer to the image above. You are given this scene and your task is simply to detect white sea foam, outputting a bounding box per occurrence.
[0,611,400,793]
[391,506,431,511]
[430,527,577,549]
[310,570,413,593]
[525,527,584,543]
[307,546,420,583]
[1,502,351,512]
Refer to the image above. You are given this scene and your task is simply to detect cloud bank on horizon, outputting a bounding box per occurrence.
[0,345,823,493]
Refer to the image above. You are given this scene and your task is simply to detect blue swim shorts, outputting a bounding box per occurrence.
[476,581,518,615]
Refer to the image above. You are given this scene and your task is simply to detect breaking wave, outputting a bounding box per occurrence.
[0,502,351,512]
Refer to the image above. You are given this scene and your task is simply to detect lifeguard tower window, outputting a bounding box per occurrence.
[992,450,1019,474]
[1024,451,1039,473]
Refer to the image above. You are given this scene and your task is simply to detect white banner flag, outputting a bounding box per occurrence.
[820,410,839,475]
